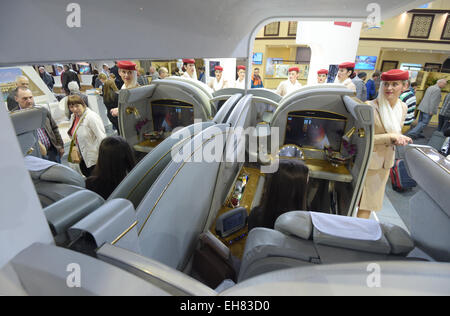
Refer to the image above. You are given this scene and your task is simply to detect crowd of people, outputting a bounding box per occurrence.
[5,58,449,210]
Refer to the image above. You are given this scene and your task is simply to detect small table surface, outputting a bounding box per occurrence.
[304,158,353,183]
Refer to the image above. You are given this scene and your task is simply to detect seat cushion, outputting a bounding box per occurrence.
[239,228,319,281]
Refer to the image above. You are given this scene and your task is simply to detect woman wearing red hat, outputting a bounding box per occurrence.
[276,67,302,97]
[334,62,356,92]
[117,61,139,89]
[358,69,412,219]
[181,59,197,80]
[234,65,246,89]
[110,61,140,117]
[317,69,328,84]
[208,65,228,92]
[182,59,197,80]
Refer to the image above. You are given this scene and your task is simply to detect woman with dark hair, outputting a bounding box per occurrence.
[85,136,136,199]
[102,79,120,132]
[334,62,356,93]
[247,159,309,230]
[67,95,106,177]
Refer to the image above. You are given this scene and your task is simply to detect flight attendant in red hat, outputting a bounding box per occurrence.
[110,60,140,117]
[234,65,246,89]
[358,69,412,219]
[334,62,356,92]
[276,66,302,97]
[182,59,197,80]
[317,69,328,84]
[117,60,139,90]
[209,65,228,92]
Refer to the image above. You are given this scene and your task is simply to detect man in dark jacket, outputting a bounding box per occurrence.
[39,66,55,91]
[13,87,64,162]
[6,75,30,111]
[61,65,80,95]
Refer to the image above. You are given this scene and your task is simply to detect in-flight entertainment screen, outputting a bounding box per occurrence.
[285,111,346,151]
[151,100,194,132]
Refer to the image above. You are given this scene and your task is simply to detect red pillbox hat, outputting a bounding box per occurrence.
[381,69,409,81]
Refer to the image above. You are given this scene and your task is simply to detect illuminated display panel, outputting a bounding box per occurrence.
[285,110,346,151]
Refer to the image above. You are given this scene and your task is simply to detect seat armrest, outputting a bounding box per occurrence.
[44,190,104,236]
[96,243,216,296]
[68,199,141,254]
[199,231,230,260]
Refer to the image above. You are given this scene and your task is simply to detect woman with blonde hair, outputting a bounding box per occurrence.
[358,69,412,218]
[67,94,106,177]
[96,72,107,89]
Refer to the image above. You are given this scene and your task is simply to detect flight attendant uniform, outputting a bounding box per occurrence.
[341,78,357,92]
[235,78,245,89]
[317,69,328,84]
[359,69,409,212]
[182,59,197,79]
[118,60,139,89]
[334,62,357,93]
[208,66,228,92]
[234,65,246,89]
[276,67,302,97]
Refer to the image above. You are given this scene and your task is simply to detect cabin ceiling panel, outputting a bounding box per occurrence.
[0,0,427,65]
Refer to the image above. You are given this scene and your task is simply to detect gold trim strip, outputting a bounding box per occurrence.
[138,131,228,236]
[288,114,347,121]
[111,221,138,245]
[126,135,194,199]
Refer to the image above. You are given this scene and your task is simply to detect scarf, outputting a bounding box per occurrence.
[213,77,225,91]
[377,83,403,134]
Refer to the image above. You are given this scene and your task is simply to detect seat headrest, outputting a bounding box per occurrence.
[10,107,46,135]
[274,211,312,240]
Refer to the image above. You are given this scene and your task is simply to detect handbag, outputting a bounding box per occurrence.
[67,112,86,164]
[69,142,81,164]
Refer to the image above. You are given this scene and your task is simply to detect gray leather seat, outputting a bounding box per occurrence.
[67,124,230,272]
[44,190,104,245]
[213,93,242,124]
[27,157,85,207]
[404,145,450,262]
[108,121,214,208]
[239,211,415,282]
[10,107,46,157]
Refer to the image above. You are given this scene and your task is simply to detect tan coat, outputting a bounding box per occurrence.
[360,99,407,211]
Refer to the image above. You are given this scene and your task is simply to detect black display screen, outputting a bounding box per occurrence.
[151,100,194,132]
[223,212,245,233]
[285,111,346,151]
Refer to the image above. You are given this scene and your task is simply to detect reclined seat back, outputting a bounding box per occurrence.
[108,121,214,208]
[135,124,229,270]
